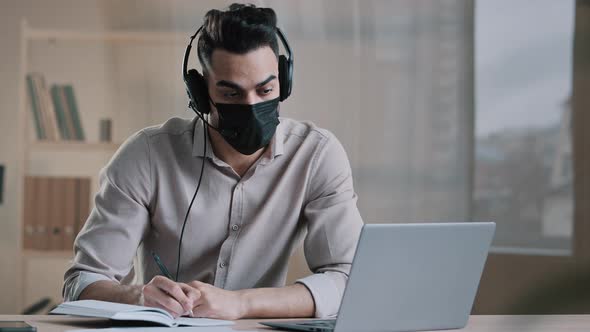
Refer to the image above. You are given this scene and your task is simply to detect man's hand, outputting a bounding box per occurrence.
[188,280,247,320]
[142,276,201,318]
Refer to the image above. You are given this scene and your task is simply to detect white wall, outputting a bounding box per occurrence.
[0,0,472,314]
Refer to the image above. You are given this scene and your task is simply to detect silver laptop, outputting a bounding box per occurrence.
[261,222,495,332]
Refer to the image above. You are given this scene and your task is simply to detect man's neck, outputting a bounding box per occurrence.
[208,128,266,178]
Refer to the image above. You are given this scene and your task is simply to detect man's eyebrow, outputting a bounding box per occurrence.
[216,80,243,91]
[256,75,277,88]
[215,75,277,90]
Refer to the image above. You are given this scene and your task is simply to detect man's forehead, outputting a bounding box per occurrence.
[207,47,278,86]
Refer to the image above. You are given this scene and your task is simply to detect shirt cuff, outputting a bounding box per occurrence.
[296,273,341,318]
[63,271,112,302]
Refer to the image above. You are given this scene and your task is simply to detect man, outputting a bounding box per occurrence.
[63,3,363,320]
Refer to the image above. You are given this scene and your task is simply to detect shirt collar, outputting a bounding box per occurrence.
[258,119,284,165]
[191,117,285,161]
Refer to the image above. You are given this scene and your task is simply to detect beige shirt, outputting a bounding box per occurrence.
[62,116,363,318]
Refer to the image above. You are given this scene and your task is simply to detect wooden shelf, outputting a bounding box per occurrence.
[29,141,120,152]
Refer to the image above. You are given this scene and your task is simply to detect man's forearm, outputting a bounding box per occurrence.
[78,280,143,305]
[238,283,315,318]
[80,280,316,319]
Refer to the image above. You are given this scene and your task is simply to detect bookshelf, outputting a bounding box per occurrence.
[16,19,191,312]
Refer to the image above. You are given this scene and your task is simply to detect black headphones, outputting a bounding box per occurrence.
[182,25,294,115]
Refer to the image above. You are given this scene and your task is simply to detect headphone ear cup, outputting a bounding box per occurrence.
[278,55,293,102]
[186,69,211,114]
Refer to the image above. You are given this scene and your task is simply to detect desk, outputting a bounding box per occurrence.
[1,315,589,331]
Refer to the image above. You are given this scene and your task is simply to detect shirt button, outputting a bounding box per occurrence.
[231,224,239,231]
[220,262,227,268]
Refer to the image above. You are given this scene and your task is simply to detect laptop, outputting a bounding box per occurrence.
[261,222,495,332]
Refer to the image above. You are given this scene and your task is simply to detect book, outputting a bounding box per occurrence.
[22,176,92,251]
[63,85,85,141]
[50,300,234,328]
[48,177,64,250]
[34,177,50,250]
[26,75,85,142]
[50,85,72,140]
[34,74,59,141]
[25,74,46,140]
[23,176,35,249]
[59,86,77,141]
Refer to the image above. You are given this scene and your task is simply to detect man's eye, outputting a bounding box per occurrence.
[261,88,273,95]
[223,91,239,98]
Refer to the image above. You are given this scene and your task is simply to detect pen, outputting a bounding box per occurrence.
[151,251,173,279]
[150,251,193,317]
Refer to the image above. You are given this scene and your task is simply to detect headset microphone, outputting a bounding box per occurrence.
[188,101,220,131]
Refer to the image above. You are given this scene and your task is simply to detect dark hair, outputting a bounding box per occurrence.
[197,3,279,72]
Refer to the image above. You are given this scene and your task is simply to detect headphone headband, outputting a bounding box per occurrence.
[182,25,203,81]
[183,26,292,77]
[275,27,293,63]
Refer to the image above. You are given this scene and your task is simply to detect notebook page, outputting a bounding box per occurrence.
[51,300,173,322]
[70,327,250,332]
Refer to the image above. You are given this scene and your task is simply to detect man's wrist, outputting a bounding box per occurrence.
[236,289,252,318]
[117,284,144,305]
[232,285,314,319]
[79,280,144,305]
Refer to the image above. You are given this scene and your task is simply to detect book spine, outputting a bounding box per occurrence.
[31,75,49,140]
[64,85,85,141]
[43,77,60,141]
[23,176,35,250]
[60,86,76,141]
[48,177,65,250]
[26,74,46,140]
[34,75,58,141]
[24,176,90,251]
[35,177,50,250]
[50,85,71,140]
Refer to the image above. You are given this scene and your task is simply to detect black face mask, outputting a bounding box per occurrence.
[211,97,280,155]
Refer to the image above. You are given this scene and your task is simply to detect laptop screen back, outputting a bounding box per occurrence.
[335,222,495,332]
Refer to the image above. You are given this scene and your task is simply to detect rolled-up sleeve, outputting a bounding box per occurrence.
[296,131,364,318]
[63,271,112,302]
[62,131,152,301]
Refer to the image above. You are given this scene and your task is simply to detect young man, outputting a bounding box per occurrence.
[63,4,363,320]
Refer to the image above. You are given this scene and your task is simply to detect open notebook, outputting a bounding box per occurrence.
[50,300,234,328]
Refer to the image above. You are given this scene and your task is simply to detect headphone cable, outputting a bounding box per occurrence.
[175,113,208,282]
